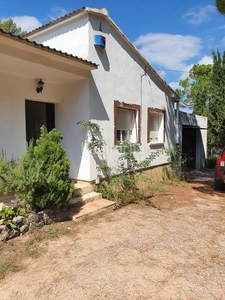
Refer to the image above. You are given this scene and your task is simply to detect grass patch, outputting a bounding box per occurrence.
[32,226,69,243]
[25,248,39,258]
[0,261,19,279]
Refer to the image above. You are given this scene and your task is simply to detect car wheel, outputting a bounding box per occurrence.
[214,180,223,190]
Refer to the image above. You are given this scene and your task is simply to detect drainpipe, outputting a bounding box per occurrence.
[174,98,180,146]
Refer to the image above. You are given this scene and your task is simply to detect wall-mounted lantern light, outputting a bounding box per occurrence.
[36,79,45,93]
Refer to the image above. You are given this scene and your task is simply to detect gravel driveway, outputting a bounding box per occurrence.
[1,169,225,299]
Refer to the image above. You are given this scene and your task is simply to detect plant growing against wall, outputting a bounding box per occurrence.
[78,120,165,205]
[15,126,74,210]
[77,120,111,177]
[163,146,185,181]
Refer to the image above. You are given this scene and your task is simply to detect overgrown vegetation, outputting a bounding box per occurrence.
[78,120,184,206]
[205,157,217,169]
[163,146,185,181]
[0,206,26,229]
[0,126,74,211]
[0,151,18,195]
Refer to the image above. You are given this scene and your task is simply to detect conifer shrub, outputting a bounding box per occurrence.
[0,151,18,195]
[15,126,74,210]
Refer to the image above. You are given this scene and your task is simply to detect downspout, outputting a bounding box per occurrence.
[140,67,146,107]
[140,67,146,142]
[175,98,180,146]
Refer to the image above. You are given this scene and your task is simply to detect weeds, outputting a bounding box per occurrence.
[0,261,19,279]
[25,248,39,258]
[78,120,184,206]
[0,206,26,229]
[32,226,69,243]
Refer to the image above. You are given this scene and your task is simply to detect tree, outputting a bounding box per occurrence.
[216,0,225,14]
[208,50,225,149]
[177,50,225,151]
[177,64,212,115]
[0,18,26,35]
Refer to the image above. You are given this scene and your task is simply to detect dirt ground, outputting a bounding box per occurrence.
[1,169,225,300]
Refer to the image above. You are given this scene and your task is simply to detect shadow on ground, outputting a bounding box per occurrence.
[185,168,225,196]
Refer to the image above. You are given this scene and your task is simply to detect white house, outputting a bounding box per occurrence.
[1,7,186,182]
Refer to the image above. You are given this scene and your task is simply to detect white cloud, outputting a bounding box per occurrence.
[197,55,213,65]
[48,6,67,20]
[157,70,166,78]
[168,81,181,90]
[217,25,225,29]
[11,16,42,32]
[134,33,202,71]
[183,5,216,25]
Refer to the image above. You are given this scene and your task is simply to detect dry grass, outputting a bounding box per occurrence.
[0,223,71,280]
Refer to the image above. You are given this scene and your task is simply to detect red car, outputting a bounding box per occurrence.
[214,148,225,190]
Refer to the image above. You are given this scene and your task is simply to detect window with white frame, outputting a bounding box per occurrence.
[148,108,165,144]
[114,101,140,145]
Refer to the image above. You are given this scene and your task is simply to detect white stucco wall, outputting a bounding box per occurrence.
[29,16,90,60]
[0,73,61,159]
[26,12,177,181]
[0,72,93,180]
[86,15,176,179]
[55,79,92,180]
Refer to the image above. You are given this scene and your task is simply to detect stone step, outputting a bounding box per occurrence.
[74,182,94,197]
[72,198,116,222]
[64,182,116,222]
[49,198,116,223]
[69,191,102,207]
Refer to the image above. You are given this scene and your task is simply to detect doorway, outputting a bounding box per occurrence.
[182,127,196,169]
[25,100,55,143]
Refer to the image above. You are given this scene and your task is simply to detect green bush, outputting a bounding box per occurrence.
[205,157,217,169]
[0,151,18,195]
[15,126,74,210]
[163,146,185,181]
[0,206,26,229]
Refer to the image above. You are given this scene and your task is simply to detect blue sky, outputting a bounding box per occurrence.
[1,0,225,89]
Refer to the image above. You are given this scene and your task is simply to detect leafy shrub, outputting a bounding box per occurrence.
[205,157,217,169]
[15,126,74,210]
[0,151,18,195]
[0,206,26,229]
[96,140,163,205]
[163,146,185,181]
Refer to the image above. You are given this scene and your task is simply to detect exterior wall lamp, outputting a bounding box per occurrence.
[36,79,45,93]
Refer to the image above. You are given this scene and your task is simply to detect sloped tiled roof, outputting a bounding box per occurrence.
[0,28,98,68]
[26,6,88,36]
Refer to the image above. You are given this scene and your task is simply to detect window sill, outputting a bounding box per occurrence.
[115,143,141,152]
[149,142,164,148]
